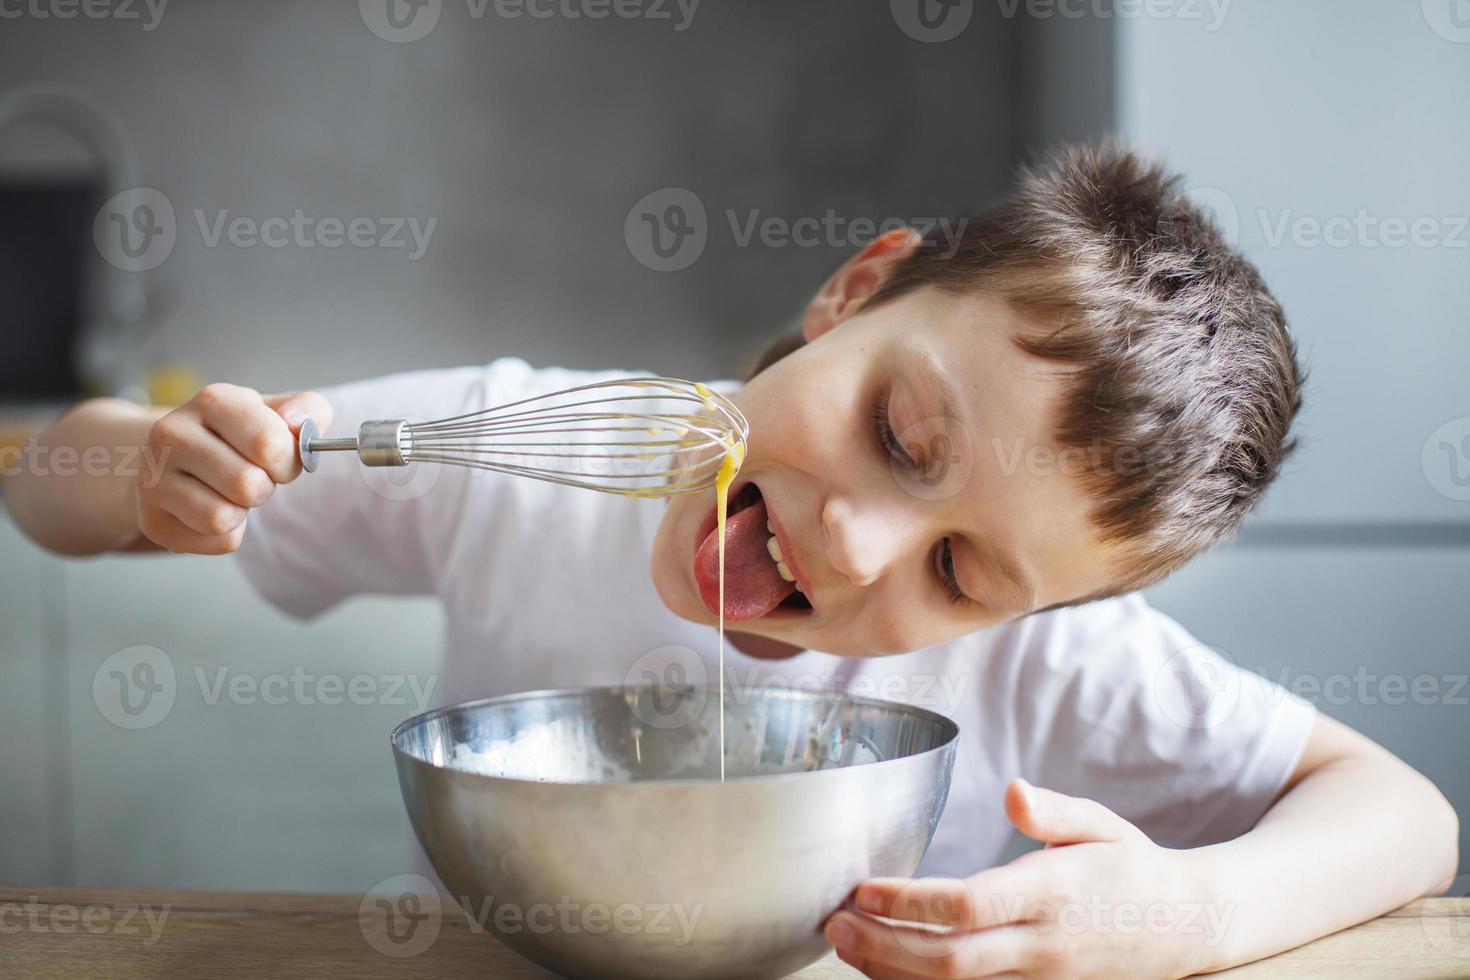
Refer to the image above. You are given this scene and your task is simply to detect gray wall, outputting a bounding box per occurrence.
[1122,1,1470,872]
[0,0,1041,394]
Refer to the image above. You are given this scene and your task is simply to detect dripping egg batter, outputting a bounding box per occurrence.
[695,381,745,783]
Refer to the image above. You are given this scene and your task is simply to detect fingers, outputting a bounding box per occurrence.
[263,389,334,440]
[1004,778,1141,847]
[194,383,302,485]
[135,382,327,556]
[149,411,272,509]
[853,874,1030,933]
[147,471,248,537]
[137,503,247,556]
[843,958,1022,980]
[825,909,1033,979]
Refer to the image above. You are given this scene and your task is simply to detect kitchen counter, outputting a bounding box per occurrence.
[1,887,1466,978]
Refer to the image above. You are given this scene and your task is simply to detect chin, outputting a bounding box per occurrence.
[648,529,711,625]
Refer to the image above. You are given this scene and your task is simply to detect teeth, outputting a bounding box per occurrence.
[765,534,799,585]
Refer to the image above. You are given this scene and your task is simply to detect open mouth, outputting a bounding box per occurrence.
[693,481,813,621]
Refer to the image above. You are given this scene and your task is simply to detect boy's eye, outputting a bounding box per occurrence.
[871,392,917,470]
[934,537,970,607]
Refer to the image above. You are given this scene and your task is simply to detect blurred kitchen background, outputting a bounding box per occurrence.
[1,0,1466,890]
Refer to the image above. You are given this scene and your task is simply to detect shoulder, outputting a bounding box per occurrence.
[928,594,1207,727]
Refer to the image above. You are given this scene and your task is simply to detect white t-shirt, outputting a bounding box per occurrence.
[236,358,1316,877]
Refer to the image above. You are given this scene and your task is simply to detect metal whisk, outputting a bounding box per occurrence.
[295,377,748,498]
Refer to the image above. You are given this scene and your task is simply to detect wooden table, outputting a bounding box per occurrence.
[1,887,1467,979]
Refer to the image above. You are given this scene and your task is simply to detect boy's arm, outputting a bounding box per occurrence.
[4,385,329,557]
[823,714,1458,978]
[4,398,165,554]
[1190,712,1459,971]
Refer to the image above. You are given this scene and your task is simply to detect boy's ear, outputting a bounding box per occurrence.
[800,228,923,343]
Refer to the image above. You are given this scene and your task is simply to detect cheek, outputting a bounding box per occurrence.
[653,495,696,562]
[740,358,867,472]
[849,578,993,654]
[859,585,931,653]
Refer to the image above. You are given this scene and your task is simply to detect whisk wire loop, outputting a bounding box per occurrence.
[297,377,747,498]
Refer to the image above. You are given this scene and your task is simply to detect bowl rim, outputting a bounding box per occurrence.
[390,683,960,787]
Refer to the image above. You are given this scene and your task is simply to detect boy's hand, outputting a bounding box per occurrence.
[824,779,1217,980]
[136,383,332,555]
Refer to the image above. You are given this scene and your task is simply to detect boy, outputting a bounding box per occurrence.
[6,141,1457,978]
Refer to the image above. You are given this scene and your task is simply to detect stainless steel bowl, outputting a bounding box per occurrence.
[392,685,958,980]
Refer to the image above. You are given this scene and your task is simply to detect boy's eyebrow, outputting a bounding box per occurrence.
[980,542,1036,615]
[952,535,1035,615]
[910,346,963,425]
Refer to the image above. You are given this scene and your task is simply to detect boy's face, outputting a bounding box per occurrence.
[651,234,1119,657]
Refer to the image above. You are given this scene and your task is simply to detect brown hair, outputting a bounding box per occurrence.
[756,139,1303,600]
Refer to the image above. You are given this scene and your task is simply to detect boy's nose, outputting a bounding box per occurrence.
[819,495,910,588]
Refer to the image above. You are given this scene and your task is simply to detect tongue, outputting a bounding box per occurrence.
[694,498,797,621]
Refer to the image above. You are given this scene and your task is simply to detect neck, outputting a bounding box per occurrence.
[728,631,804,661]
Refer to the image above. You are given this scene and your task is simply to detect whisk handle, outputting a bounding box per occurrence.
[297,418,332,473]
[297,417,409,473]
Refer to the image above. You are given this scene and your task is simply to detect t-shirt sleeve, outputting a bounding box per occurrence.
[1004,593,1317,849]
[233,358,538,619]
